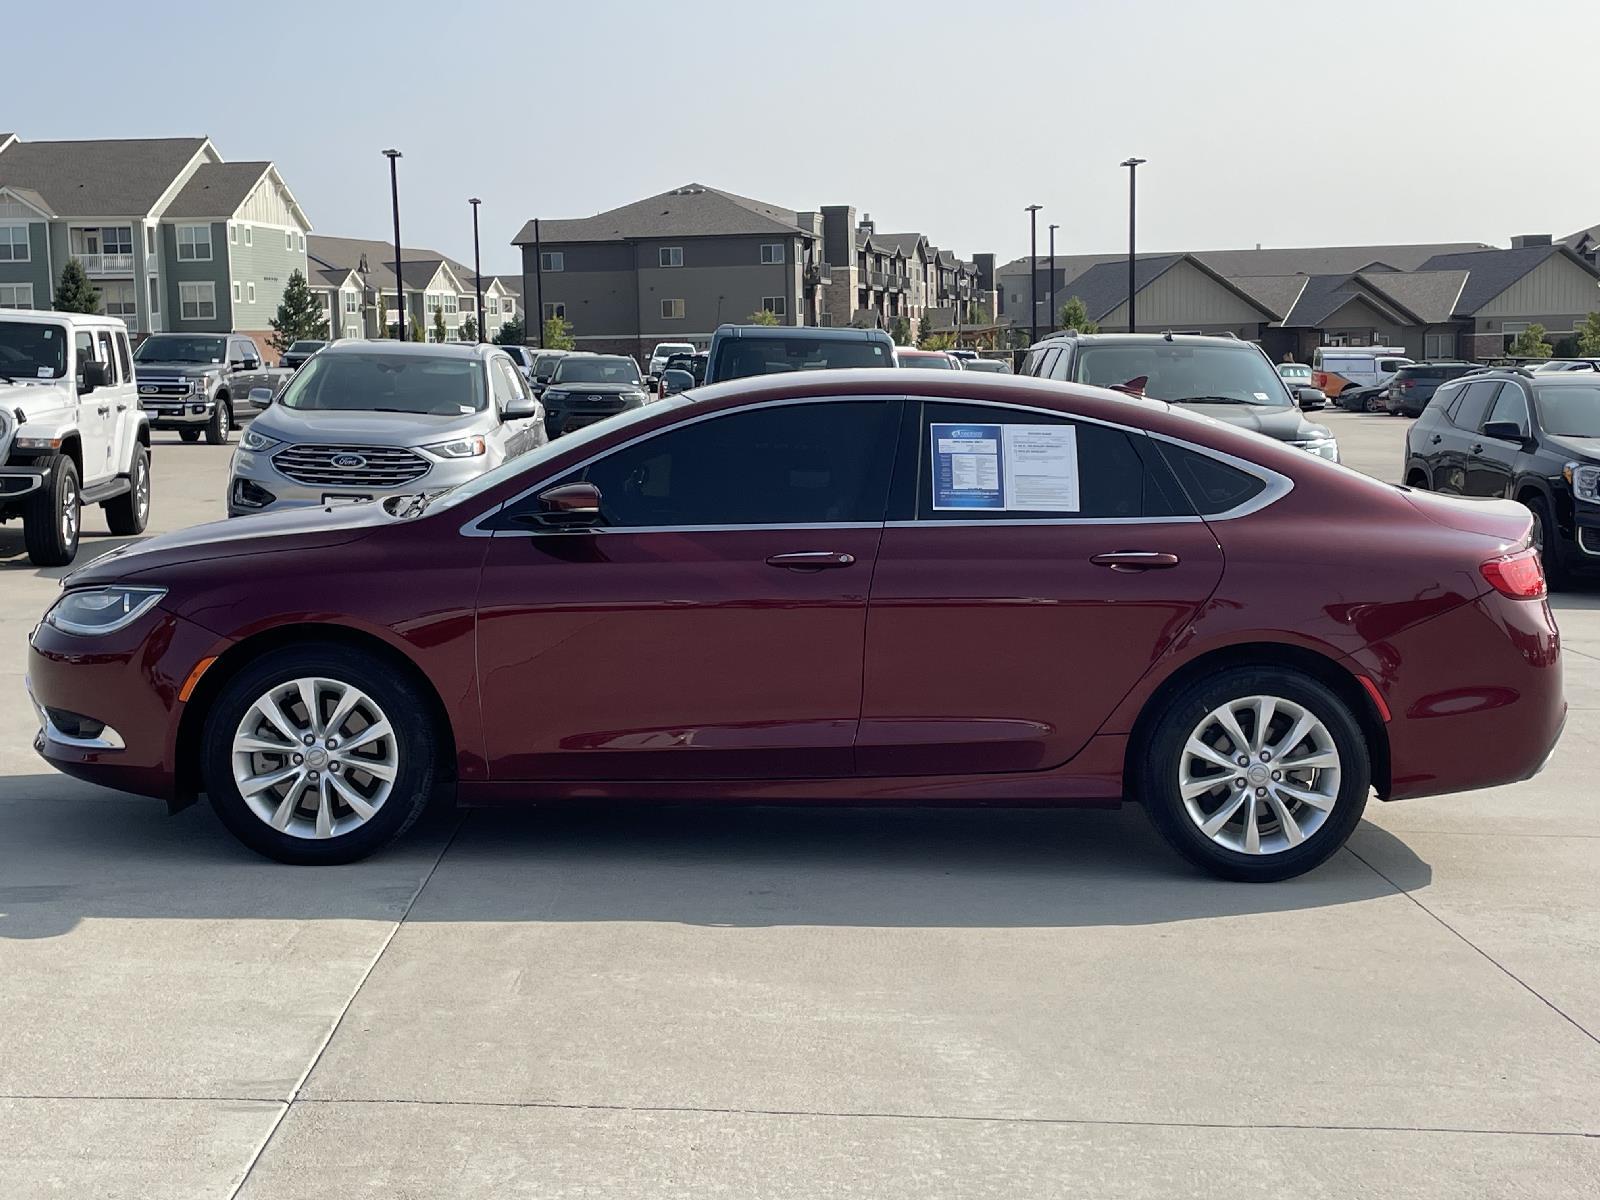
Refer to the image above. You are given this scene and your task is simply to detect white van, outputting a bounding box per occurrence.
[1312,347,1412,398]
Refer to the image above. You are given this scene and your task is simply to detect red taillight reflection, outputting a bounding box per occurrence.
[1481,548,1547,600]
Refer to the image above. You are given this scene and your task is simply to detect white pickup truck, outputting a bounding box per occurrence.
[0,311,152,565]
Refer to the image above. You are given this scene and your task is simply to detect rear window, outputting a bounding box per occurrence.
[1157,443,1267,515]
[1400,366,1446,381]
[713,336,891,380]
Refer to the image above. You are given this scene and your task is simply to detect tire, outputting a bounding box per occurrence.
[103,444,151,536]
[205,397,232,445]
[202,645,439,865]
[179,429,201,443]
[1526,494,1573,591]
[1136,666,1371,882]
[22,454,81,567]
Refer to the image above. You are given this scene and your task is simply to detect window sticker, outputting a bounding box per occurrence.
[930,423,1080,512]
[932,423,1003,509]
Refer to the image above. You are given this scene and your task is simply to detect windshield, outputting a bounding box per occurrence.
[0,320,69,380]
[428,397,695,514]
[288,341,326,353]
[713,336,891,380]
[653,344,693,358]
[533,353,564,378]
[552,356,642,385]
[899,352,954,369]
[1075,343,1293,406]
[277,351,487,414]
[1537,385,1600,436]
[134,335,227,364]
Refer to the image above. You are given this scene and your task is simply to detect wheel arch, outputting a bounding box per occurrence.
[1123,641,1391,801]
[173,622,460,809]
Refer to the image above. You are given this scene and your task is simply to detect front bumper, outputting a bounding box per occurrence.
[0,464,48,502]
[140,394,215,428]
[543,395,644,437]
[226,445,489,516]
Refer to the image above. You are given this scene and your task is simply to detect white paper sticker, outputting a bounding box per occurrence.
[1002,425,1080,512]
[37,367,52,378]
[1253,392,1270,401]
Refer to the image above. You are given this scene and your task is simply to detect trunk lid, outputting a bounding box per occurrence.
[1402,488,1533,547]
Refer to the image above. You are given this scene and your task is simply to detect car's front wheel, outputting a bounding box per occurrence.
[205,399,232,445]
[1137,666,1371,881]
[202,645,439,864]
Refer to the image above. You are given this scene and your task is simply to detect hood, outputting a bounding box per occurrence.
[65,502,391,586]
[1176,401,1328,443]
[1540,433,1600,463]
[1,377,74,420]
[252,405,486,446]
[133,361,224,378]
[545,381,644,396]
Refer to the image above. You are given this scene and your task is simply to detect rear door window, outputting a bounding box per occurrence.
[95,331,119,382]
[1449,381,1499,430]
[1485,382,1529,430]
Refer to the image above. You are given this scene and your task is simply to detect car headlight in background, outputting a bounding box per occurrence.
[541,390,568,403]
[619,390,647,403]
[423,435,487,459]
[1291,436,1339,463]
[44,587,166,636]
[1565,462,1600,503]
[239,427,279,452]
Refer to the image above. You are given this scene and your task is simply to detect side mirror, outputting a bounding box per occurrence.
[1295,385,1326,406]
[248,386,276,409]
[242,357,260,371]
[503,394,539,420]
[660,368,695,396]
[519,482,602,528]
[1481,420,1528,442]
[78,361,109,394]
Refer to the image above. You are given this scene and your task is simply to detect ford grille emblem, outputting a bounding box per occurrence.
[139,386,158,394]
[331,454,367,470]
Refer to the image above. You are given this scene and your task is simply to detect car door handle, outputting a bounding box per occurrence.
[1090,551,1181,571]
[765,551,856,570]
[1471,443,1483,454]
[1430,434,1442,444]
[96,405,110,415]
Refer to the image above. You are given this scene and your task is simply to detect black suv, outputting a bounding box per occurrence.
[1404,368,1600,585]
[1385,361,1478,417]
[1019,332,1338,461]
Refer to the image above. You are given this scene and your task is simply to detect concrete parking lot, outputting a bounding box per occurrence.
[2,409,1597,1198]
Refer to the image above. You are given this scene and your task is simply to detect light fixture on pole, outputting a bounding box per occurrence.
[468,197,485,344]
[1025,204,1042,346]
[383,149,404,340]
[1120,157,1146,333]
[1048,222,1058,332]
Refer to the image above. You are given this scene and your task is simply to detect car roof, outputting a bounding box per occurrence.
[1,309,126,330]
[1028,331,1258,351]
[320,339,501,360]
[715,324,891,341]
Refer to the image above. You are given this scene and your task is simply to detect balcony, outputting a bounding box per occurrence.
[868,270,887,288]
[804,261,833,286]
[77,253,135,276]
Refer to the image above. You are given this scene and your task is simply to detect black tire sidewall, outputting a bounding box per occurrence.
[206,399,231,444]
[104,445,150,535]
[24,454,79,565]
[1139,667,1371,882]
[1528,494,1572,589]
[202,645,437,864]
[180,429,201,442]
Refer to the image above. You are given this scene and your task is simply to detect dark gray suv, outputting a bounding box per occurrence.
[1019,332,1339,461]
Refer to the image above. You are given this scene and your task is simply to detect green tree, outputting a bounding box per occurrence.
[53,258,101,314]
[1059,296,1099,334]
[539,315,575,350]
[889,316,911,345]
[409,314,425,343]
[968,304,991,326]
[1577,312,1600,357]
[748,307,779,326]
[922,332,956,351]
[493,315,526,345]
[432,306,447,344]
[915,313,933,347]
[267,269,330,353]
[1508,323,1553,359]
[459,315,478,343]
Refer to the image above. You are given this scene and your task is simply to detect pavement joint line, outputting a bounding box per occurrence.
[1345,844,1600,1051]
[222,811,468,1200]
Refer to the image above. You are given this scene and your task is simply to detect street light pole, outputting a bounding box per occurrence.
[533,217,545,349]
[1048,223,1058,333]
[468,198,484,344]
[383,149,404,340]
[1120,157,1146,334]
[1025,204,1042,346]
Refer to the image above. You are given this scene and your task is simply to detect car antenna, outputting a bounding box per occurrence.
[1163,329,1174,342]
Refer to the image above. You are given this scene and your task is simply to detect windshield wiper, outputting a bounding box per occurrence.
[1172,395,1260,405]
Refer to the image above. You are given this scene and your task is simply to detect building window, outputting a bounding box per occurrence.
[179,281,216,321]
[503,299,514,316]
[661,298,685,320]
[285,230,293,251]
[176,224,213,261]
[487,298,498,316]
[0,224,28,261]
[460,295,476,313]
[659,246,683,267]
[299,234,305,251]
[247,282,256,304]
[244,225,253,247]
[148,277,160,314]
[540,251,563,272]
[343,289,358,314]
[1424,332,1453,358]
[543,302,566,321]
[761,243,785,264]
[145,226,156,256]
[1501,321,1529,353]
[100,281,137,318]
[0,282,34,308]
[230,225,238,244]
[232,281,242,302]
[762,296,786,316]
[444,293,458,315]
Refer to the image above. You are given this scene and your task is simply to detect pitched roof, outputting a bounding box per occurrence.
[1277,274,1417,328]
[514,183,805,245]
[1417,245,1600,314]
[0,184,56,218]
[998,240,1491,281]
[1057,254,1185,320]
[0,136,209,217]
[1359,269,1469,324]
[1564,223,1600,251]
[1228,275,1309,320]
[872,232,928,257]
[163,160,270,218]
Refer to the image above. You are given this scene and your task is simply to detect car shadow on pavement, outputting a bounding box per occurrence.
[0,774,1430,938]
[0,531,146,576]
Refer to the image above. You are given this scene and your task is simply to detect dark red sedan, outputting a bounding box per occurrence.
[27,370,1564,880]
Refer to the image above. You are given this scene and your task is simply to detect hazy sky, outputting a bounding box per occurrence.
[9,0,1598,270]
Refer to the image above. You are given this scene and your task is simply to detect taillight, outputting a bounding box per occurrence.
[1400,379,1415,389]
[1481,548,1547,599]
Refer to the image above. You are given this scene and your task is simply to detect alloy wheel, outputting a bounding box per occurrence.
[231,677,398,840]
[134,458,150,523]
[61,477,79,546]
[1177,695,1341,855]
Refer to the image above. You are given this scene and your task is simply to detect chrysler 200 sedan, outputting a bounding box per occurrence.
[28,370,1564,881]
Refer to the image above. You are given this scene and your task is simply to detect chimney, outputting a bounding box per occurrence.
[1510,233,1553,248]
[859,213,874,235]
[358,252,369,273]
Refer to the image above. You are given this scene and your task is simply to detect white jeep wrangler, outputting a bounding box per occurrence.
[0,311,152,565]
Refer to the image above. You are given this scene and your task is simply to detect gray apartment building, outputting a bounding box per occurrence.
[0,133,311,353]
[513,184,990,359]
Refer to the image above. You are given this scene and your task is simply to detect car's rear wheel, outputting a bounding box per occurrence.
[104,444,151,535]
[1137,666,1370,881]
[202,645,438,864]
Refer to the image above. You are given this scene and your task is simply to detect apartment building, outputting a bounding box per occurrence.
[305,235,520,342]
[0,133,311,351]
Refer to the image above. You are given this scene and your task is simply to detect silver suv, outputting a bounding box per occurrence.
[227,341,545,516]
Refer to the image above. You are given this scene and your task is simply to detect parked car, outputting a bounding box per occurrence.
[656,352,706,398]
[702,324,895,384]
[647,341,697,380]
[1528,358,1600,374]
[529,349,571,397]
[29,369,1562,880]
[226,341,545,516]
[1385,362,1478,416]
[1404,368,1600,587]
[132,333,258,444]
[962,358,1012,374]
[498,345,539,382]
[895,348,961,369]
[279,340,327,371]
[947,349,980,364]
[1311,347,1411,400]
[1020,332,1339,460]
[1277,363,1314,388]
[540,354,651,438]
[0,311,152,565]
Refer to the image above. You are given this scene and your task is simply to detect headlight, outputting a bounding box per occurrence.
[14,435,65,450]
[240,427,279,452]
[1292,437,1340,463]
[542,389,568,402]
[1566,462,1600,503]
[423,435,487,459]
[45,586,166,636]
[619,390,647,402]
